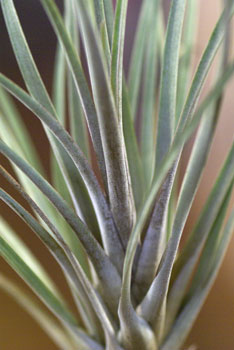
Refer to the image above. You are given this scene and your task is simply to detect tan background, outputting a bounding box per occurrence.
[0,0,234,349]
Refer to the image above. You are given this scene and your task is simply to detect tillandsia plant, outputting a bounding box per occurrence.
[0,0,234,349]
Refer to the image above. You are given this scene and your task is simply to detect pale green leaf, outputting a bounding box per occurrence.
[1,0,101,255]
[176,0,199,122]
[140,0,160,187]
[177,1,234,132]
[38,0,108,191]
[93,0,111,63]
[161,212,234,350]
[73,0,135,248]
[0,217,60,300]
[0,236,102,350]
[0,184,116,341]
[0,88,44,174]
[133,165,177,303]
[66,0,90,159]
[138,140,234,329]
[166,142,234,330]
[0,140,122,313]
[111,0,128,120]
[102,0,114,46]
[122,82,145,211]
[128,0,154,120]
[165,15,232,328]
[187,181,234,299]
[121,61,234,329]
[155,0,187,169]
[0,73,124,272]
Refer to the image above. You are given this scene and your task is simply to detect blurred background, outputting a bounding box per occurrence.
[0,0,233,349]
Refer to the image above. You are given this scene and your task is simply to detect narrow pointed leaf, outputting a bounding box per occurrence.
[166,142,234,329]
[0,218,60,299]
[0,181,117,341]
[38,0,108,192]
[72,0,136,247]
[177,1,234,132]
[93,0,111,63]
[66,0,90,159]
[0,88,44,174]
[0,180,103,340]
[155,0,187,168]
[161,213,234,350]
[0,237,102,350]
[140,0,160,187]
[0,140,122,312]
[121,62,234,327]
[0,73,125,271]
[111,0,128,120]
[176,0,199,122]
[1,0,103,255]
[64,0,100,239]
[122,82,145,211]
[138,140,234,327]
[103,0,114,46]
[128,0,154,120]
[165,21,232,327]
[133,165,177,303]
[187,181,234,298]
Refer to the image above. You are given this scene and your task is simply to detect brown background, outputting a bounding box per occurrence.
[0,0,234,349]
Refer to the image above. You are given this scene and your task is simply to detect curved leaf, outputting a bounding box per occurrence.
[0,73,125,271]
[0,140,122,313]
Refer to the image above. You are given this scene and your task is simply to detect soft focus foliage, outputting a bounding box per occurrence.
[0,0,233,349]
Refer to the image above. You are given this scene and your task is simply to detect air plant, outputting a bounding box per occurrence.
[0,0,233,349]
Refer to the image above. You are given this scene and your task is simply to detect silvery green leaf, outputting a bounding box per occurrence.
[161,212,234,350]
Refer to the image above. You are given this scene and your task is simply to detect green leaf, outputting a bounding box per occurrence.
[111,0,128,120]
[52,32,66,125]
[0,88,44,174]
[138,140,234,329]
[177,1,234,132]
[121,61,234,329]
[187,181,234,299]
[66,0,90,159]
[133,166,177,303]
[128,0,154,120]
[161,212,234,350]
[155,0,187,169]
[50,3,93,267]
[0,140,122,313]
[166,142,234,331]
[122,82,145,211]
[0,183,116,342]
[93,0,111,63]
[140,0,160,187]
[102,0,114,46]
[164,109,220,332]
[0,73,124,272]
[0,273,77,350]
[165,12,232,328]
[73,0,136,248]
[0,217,61,300]
[1,0,101,255]
[176,0,199,123]
[0,174,101,338]
[64,0,101,241]
[0,236,102,350]
[38,0,107,192]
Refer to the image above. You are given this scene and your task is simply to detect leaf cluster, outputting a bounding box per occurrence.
[0,1,233,349]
